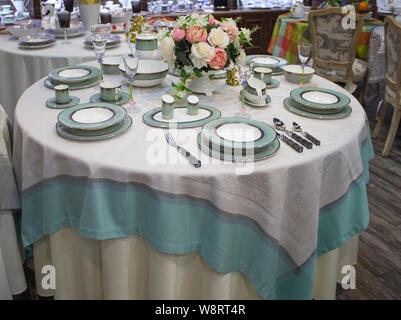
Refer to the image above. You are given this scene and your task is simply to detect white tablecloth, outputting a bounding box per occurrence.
[0,32,130,117]
[13,62,371,299]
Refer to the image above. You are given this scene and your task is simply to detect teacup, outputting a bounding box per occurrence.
[54,84,70,104]
[253,67,272,85]
[244,77,267,104]
[162,94,174,120]
[100,80,121,102]
[187,95,199,115]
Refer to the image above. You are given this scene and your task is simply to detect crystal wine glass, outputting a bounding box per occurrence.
[57,11,71,46]
[297,42,312,86]
[123,56,140,113]
[63,0,74,13]
[91,36,107,81]
[234,63,253,118]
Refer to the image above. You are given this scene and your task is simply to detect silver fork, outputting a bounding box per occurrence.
[165,133,201,168]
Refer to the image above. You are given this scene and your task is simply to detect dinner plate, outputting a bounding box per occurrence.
[46,95,80,109]
[283,97,352,119]
[18,33,56,46]
[90,92,131,105]
[246,54,288,70]
[18,42,56,49]
[48,65,100,84]
[143,105,221,128]
[56,115,132,141]
[58,102,127,131]
[290,87,351,112]
[84,34,121,48]
[44,77,99,90]
[197,133,280,162]
[201,117,277,154]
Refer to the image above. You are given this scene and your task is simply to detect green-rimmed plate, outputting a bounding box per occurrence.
[90,92,131,106]
[290,87,351,112]
[58,102,127,131]
[48,65,100,85]
[46,95,80,109]
[283,97,352,119]
[44,77,99,90]
[142,105,221,128]
[246,55,288,70]
[56,115,132,141]
[202,117,277,154]
[197,133,280,162]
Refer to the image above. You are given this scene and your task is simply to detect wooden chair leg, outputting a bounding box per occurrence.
[372,100,388,138]
[359,72,369,105]
[382,107,401,157]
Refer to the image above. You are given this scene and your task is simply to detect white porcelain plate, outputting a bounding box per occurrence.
[72,107,114,124]
[153,108,211,123]
[252,57,280,65]
[58,68,91,78]
[216,123,263,142]
[301,91,339,104]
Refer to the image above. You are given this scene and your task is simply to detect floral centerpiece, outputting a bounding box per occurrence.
[160,13,258,98]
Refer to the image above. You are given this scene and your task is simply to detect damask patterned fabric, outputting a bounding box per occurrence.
[386,25,401,83]
[385,86,401,104]
[315,58,368,81]
[312,14,356,62]
[367,26,385,84]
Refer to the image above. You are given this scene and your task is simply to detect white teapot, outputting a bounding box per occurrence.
[289,1,304,18]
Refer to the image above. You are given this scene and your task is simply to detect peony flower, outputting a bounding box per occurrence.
[172,28,185,41]
[221,19,239,39]
[186,26,208,44]
[190,42,215,69]
[208,47,227,70]
[208,28,230,49]
[236,48,246,66]
[160,37,176,67]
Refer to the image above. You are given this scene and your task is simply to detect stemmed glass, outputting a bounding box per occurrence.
[235,64,253,118]
[63,0,74,13]
[57,11,71,46]
[91,36,107,81]
[297,42,312,86]
[123,56,140,113]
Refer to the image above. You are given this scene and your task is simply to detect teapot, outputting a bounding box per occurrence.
[289,1,304,19]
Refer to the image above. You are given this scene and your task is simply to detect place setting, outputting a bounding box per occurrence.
[44,65,100,90]
[246,54,288,76]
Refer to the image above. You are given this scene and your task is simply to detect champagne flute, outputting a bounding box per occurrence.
[123,56,140,113]
[234,63,253,118]
[57,11,71,46]
[91,36,107,81]
[297,42,312,86]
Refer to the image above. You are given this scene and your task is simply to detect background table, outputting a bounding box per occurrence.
[0,32,130,117]
[13,62,373,299]
[268,14,384,64]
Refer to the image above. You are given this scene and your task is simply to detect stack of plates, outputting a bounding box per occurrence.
[84,34,121,49]
[246,55,287,75]
[48,21,86,38]
[283,87,352,119]
[198,117,280,161]
[17,33,56,49]
[56,103,132,140]
[44,65,100,90]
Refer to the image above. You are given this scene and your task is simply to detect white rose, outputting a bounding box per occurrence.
[208,28,230,49]
[236,48,246,66]
[160,37,176,67]
[190,42,215,69]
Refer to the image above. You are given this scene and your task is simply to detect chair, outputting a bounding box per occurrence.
[372,17,401,157]
[308,7,367,100]
[0,105,26,299]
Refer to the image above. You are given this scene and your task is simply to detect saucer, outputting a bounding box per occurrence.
[241,92,271,107]
[45,96,80,109]
[90,92,131,105]
[266,78,280,89]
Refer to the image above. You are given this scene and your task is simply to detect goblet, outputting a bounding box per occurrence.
[91,36,107,81]
[57,11,71,46]
[234,63,253,118]
[63,0,74,13]
[297,42,312,86]
[123,56,140,113]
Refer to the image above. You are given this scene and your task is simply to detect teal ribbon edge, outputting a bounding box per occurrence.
[21,125,373,299]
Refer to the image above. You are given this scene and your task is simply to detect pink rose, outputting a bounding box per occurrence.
[221,21,239,37]
[172,28,185,41]
[208,48,227,70]
[186,26,208,44]
[207,14,220,26]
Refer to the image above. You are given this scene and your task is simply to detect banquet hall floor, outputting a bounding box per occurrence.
[13,83,401,300]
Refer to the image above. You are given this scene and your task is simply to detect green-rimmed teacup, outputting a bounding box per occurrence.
[253,67,272,85]
[100,80,121,102]
[54,84,70,104]
[135,33,158,51]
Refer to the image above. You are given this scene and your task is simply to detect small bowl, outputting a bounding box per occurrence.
[102,56,122,75]
[111,11,131,24]
[119,59,169,87]
[281,64,315,84]
[7,24,42,38]
[14,19,42,28]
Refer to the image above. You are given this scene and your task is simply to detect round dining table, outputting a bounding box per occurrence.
[0,31,129,117]
[13,60,373,300]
